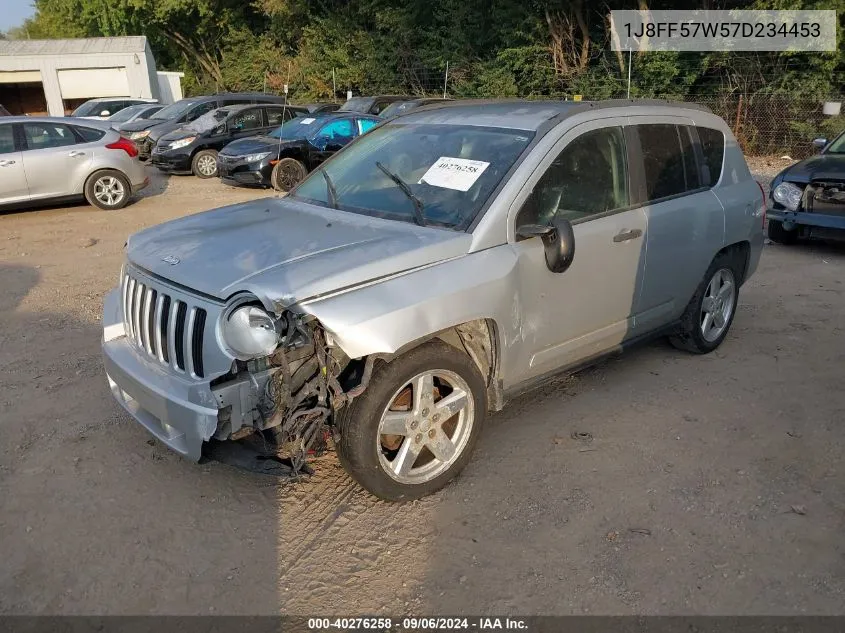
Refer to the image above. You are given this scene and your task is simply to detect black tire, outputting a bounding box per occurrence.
[670,251,741,354]
[337,341,487,501]
[84,169,131,210]
[271,158,307,191]
[191,149,219,178]
[768,219,798,244]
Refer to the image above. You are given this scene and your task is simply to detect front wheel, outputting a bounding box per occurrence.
[191,149,219,178]
[337,341,487,501]
[271,158,307,191]
[670,252,740,354]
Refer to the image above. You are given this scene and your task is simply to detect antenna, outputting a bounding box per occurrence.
[275,61,292,196]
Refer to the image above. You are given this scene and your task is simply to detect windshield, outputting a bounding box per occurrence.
[268,116,322,140]
[290,123,533,230]
[825,131,845,154]
[72,101,108,117]
[340,98,371,113]
[379,101,414,118]
[185,108,230,133]
[107,104,146,122]
[152,99,195,120]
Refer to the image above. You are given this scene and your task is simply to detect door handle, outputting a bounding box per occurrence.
[68,151,86,157]
[0,159,15,167]
[613,229,643,243]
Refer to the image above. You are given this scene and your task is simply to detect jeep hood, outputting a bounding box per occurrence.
[779,153,845,184]
[126,197,472,308]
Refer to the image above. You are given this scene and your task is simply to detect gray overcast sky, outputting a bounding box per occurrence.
[1,0,36,32]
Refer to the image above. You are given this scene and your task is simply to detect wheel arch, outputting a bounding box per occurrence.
[717,240,750,284]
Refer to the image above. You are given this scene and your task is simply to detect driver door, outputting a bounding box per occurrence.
[510,120,649,383]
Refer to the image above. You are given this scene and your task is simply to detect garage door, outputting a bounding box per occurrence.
[57,68,130,99]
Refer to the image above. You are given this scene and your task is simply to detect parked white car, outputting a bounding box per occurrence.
[0,117,148,210]
[71,98,159,120]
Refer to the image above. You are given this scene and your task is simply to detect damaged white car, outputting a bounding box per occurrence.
[102,99,764,500]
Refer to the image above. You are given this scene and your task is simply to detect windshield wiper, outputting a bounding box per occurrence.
[375,161,426,227]
[321,169,339,209]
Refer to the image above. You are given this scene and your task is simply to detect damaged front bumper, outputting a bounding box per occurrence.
[102,289,218,461]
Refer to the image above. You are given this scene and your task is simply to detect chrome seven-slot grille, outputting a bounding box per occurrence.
[121,269,207,378]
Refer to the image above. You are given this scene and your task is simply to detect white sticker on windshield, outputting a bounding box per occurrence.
[300,117,316,124]
[419,157,490,192]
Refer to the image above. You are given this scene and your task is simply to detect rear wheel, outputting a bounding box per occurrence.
[670,252,741,354]
[768,219,798,244]
[191,149,219,178]
[84,170,130,210]
[271,158,307,192]
[337,341,487,501]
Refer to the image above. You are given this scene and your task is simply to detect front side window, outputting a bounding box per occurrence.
[518,126,629,226]
[22,122,78,150]
[290,122,533,230]
[0,124,15,153]
[266,107,297,126]
[231,108,262,131]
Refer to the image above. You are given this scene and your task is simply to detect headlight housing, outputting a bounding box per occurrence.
[168,136,196,150]
[220,304,280,360]
[243,152,271,163]
[772,181,803,211]
[129,130,150,140]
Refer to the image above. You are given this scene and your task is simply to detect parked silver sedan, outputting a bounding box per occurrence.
[0,116,148,210]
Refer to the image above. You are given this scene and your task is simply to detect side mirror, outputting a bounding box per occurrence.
[812,138,827,151]
[516,216,575,273]
[214,124,226,135]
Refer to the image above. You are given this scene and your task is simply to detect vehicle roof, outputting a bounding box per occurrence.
[81,97,158,103]
[397,98,713,131]
[1,116,116,127]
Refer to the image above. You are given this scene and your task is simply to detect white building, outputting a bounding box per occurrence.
[0,36,184,116]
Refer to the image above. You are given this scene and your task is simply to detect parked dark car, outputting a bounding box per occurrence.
[768,130,845,244]
[299,103,341,114]
[70,97,158,120]
[378,97,454,119]
[217,112,380,190]
[340,95,409,115]
[151,104,306,178]
[121,92,288,160]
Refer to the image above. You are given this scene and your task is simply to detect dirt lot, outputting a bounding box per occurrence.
[1,167,844,615]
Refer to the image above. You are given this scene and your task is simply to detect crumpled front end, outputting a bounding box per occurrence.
[770,179,845,239]
[102,262,366,471]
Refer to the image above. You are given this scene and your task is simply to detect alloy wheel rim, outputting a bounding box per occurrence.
[700,267,736,342]
[197,155,217,176]
[376,369,474,485]
[276,164,301,191]
[94,176,125,207]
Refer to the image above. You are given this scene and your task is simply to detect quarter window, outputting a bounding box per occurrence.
[73,126,106,143]
[637,124,702,201]
[0,124,14,153]
[518,126,629,226]
[358,118,378,134]
[697,126,725,187]
[22,122,78,150]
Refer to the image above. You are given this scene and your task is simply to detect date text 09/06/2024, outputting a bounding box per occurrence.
[306,617,529,630]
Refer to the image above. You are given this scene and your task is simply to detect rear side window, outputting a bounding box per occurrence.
[73,126,106,143]
[0,124,15,153]
[637,124,701,201]
[697,127,725,187]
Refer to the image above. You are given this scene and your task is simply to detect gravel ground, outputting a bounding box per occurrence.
[1,166,844,615]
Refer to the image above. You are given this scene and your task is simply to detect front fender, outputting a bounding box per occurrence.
[298,247,521,367]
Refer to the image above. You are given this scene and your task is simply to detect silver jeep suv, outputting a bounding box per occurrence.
[102,100,764,500]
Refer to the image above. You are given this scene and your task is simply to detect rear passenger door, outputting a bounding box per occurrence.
[629,120,725,333]
[20,121,93,200]
[0,122,29,204]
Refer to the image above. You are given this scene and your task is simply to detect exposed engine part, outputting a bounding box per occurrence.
[211,312,375,476]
